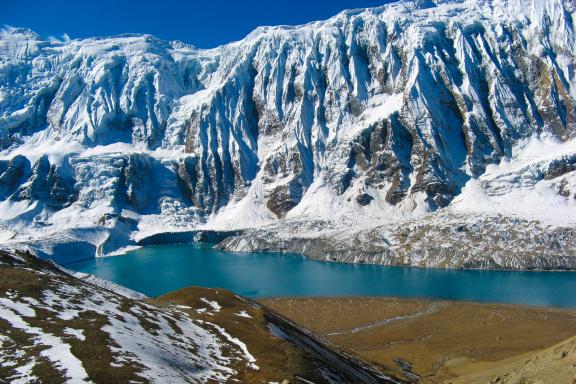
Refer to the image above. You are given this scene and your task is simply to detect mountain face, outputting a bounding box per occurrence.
[0,0,575,267]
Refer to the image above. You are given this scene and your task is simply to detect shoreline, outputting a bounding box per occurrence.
[24,228,576,273]
[150,236,576,272]
[19,225,576,271]
[8,246,575,383]
[62,243,576,308]
[255,294,576,310]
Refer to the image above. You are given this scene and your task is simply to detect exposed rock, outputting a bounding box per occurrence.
[356,193,374,206]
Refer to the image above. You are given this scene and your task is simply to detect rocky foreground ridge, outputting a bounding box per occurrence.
[0,250,411,383]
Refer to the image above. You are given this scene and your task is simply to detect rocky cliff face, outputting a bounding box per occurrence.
[0,0,575,266]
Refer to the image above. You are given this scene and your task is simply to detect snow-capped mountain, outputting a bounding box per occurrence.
[0,0,575,267]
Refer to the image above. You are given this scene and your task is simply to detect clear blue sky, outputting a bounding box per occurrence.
[0,0,392,48]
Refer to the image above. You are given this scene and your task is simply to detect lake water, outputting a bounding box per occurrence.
[65,243,576,308]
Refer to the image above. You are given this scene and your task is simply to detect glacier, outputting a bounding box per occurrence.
[0,0,575,268]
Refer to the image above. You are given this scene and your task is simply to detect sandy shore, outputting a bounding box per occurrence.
[260,297,576,383]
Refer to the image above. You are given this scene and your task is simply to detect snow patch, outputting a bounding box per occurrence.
[234,311,253,319]
[200,298,222,312]
[451,136,576,226]
[0,305,90,383]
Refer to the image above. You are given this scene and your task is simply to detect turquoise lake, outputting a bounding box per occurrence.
[65,243,576,308]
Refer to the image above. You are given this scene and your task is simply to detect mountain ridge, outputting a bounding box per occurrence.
[0,0,575,268]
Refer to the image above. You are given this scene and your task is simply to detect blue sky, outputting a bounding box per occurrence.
[0,0,392,48]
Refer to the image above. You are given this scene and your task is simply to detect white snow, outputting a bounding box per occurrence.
[68,270,147,299]
[0,0,575,260]
[0,303,90,383]
[0,281,256,382]
[234,311,253,319]
[0,297,36,317]
[205,321,259,371]
[451,136,576,226]
[359,93,404,126]
[0,132,83,166]
[200,298,222,312]
[63,328,86,341]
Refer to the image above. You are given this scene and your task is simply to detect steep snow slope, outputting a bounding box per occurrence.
[0,0,575,266]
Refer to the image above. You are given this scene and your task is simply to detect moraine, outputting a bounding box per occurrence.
[65,243,576,308]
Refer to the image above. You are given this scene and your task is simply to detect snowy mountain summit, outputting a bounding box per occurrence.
[0,0,575,268]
